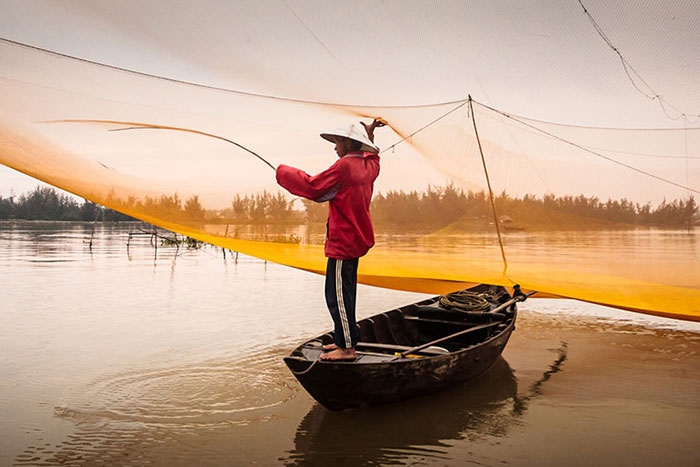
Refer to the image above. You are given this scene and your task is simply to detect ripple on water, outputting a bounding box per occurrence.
[17,351,296,465]
[56,351,295,425]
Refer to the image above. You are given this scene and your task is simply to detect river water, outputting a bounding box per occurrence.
[1,221,698,466]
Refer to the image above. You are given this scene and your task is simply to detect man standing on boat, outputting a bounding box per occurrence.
[276,119,385,361]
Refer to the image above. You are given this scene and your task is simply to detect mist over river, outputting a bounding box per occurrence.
[1,221,698,466]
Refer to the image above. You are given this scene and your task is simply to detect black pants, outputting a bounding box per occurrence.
[324,258,360,349]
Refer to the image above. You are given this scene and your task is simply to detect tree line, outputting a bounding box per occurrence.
[111,191,302,224]
[3,184,697,229]
[0,186,134,221]
[370,185,698,229]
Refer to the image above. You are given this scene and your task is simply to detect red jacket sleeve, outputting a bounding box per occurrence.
[276,161,344,201]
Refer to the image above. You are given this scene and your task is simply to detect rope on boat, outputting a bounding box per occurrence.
[439,290,496,313]
[288,358,320,375]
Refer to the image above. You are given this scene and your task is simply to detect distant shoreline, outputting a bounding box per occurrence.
[0,219,146,225]
[1,218,696,233]
[3,185,697,229]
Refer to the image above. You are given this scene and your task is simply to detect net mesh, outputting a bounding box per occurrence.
[1,1,698,321]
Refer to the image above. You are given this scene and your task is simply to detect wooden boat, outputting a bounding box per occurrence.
[284,284,529,411]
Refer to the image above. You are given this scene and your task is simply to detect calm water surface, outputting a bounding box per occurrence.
[1,221,698,466]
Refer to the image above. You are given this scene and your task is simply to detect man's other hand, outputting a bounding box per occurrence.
[361,118,386,143]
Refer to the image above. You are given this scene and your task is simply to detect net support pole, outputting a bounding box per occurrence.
[468,96,508,274]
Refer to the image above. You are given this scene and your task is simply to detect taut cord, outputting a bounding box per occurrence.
[46,119,277,171]
[472,100,700,195]
[468,96,509,274]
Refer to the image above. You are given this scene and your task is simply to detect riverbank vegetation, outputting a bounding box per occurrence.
[0,186,135,221]
[371,185,698,230]
[2,185,697,230]
[215,185,698,230]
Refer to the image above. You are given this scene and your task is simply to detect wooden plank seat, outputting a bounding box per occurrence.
[303,340,449,357]
[356,342,448,356]
[411,306,506,323]
[403,316,504,326]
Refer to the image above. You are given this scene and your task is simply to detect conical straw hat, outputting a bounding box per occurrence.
[320,123,378,153]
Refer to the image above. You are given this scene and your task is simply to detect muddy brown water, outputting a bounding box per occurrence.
[1,221,698,466]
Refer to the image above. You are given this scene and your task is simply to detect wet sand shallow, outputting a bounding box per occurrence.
[2,222,699,466]
[13,316,698,466]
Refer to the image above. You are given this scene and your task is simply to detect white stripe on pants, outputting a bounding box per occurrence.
[335,259,352,347]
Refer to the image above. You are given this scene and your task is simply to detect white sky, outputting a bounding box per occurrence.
[1,0,699,200]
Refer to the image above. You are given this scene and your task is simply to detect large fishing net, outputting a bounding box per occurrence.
[1,1,698,320]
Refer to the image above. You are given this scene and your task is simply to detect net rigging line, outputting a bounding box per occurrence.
[476,84,554,195]
[379,100,470,155]
[576,0,700,124]
[47,101,470,223]
[282,0,347,69]
[476,108,700,159]
[469,96,509,275]
[474,99,700,195]
[48,119,278,171]
[578,145,700,160]
[0,37,466,110]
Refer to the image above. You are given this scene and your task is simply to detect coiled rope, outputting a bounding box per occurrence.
[438,290,496,313]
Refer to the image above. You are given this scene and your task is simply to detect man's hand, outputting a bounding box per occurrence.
[361,118,387,143]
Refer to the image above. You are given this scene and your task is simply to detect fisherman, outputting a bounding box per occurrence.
[276,119,385,361]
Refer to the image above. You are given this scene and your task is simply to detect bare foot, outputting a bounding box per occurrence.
[320,347,356,361]
[322,343,338,352]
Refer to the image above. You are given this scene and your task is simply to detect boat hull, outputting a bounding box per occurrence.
[284,284,516,411]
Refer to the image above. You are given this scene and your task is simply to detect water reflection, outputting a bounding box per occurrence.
[284,341,569,466]
[511,342,568,417]
[283,358,518,465]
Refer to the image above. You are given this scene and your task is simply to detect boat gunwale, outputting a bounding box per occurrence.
[286,292,517,368]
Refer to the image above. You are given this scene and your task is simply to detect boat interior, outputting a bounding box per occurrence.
[295,285,516,363]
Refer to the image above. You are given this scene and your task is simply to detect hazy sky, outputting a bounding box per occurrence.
[1,0,699,198]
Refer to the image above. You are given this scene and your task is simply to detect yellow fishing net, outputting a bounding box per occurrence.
[1,1,698,320]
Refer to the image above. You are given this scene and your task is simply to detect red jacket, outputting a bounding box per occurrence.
[276,151,380,259]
